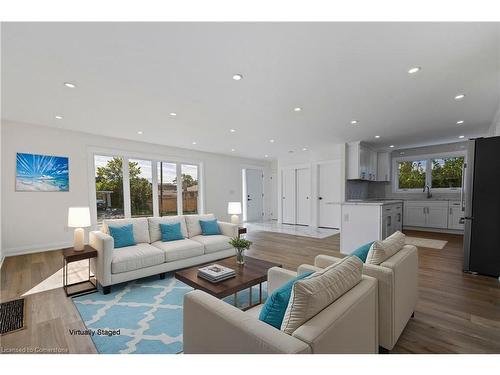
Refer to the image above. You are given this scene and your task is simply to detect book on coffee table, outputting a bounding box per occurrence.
[198,264,236,283]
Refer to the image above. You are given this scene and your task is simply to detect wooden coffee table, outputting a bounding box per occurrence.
[175,256,281,310]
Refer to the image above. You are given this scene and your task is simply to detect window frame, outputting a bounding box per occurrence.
[392,151,466,193]
[88,147,204,227]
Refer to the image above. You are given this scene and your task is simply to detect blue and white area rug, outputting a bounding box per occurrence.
[73,273,267,354]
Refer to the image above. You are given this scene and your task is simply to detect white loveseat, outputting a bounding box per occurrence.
[183,264,379,354]
[89,214,238,293]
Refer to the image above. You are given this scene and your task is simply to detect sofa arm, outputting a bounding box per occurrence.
[89,230,114,287]
[297,264,322,275]
[183,290,311,354]
[218,221,238,238]
[314,254,343,268]
[268,267,297,294]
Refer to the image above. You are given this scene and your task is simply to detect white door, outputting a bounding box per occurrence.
[245,169,263,222]
[270,172,278,220]
[282,169,296,224]
[296,168,311,225]
[318,161,341,228]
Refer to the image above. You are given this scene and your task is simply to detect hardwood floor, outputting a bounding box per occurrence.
[1,229,499,354]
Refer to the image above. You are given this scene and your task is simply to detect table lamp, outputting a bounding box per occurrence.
[68,207,91,251]
[227,202,242,225]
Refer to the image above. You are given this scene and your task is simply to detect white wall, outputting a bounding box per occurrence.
[0,121,3,267]
[1,121,271,256]
[489,107,500,136]
[277,144,346,227]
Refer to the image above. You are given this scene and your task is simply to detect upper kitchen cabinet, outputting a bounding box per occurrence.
[347,141,378,180]
[377,152,391,182]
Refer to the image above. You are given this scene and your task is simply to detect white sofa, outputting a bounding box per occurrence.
[89,214,238,293]
[300,244,418,352]
[183,266,378,354]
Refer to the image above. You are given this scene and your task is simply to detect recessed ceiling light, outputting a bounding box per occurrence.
[230,129,236,133]
[293,107,302,112]
[350,120,359,125]
[137,131,143,135]
[408,67,421,74]
[64,82,76,88]
[302,147,308,151]
[169,112,177,117]
[231,148,235,152]
[458,135,465,139]
[264,155,269,158]
[457,120,464,125]
[389,145,395,148]
[55,115,63,120]
[232,74,243,81]
[192,141,197,145]
[454,94,465,100]
[375,135,381,139]
[269,139,275,143]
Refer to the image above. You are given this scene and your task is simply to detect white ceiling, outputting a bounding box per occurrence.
[2,22,499,159]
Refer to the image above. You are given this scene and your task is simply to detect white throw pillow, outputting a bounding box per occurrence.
[184,214,216,238]
[147,216,188,242]
[281,256,363,335]
[102,218,151,244]
[365,231,406,265]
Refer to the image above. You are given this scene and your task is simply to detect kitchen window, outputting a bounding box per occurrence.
[394,152,465,192]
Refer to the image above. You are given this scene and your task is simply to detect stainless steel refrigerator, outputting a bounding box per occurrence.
[463,136,500,278]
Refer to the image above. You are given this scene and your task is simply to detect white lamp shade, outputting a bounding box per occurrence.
[68,207,91,228]
[227,202,242,215]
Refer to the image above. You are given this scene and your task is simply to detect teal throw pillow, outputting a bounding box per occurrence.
[160,222,184,241]
[351,241,375,263]
[108,224,135,249]
[199,219,221,235]
[259,271,313,329]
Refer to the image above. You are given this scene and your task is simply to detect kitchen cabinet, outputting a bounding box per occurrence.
[377,152,391,182]
[347,141,378,181]
[341,201,403,254]
[448,201,465,230]
[404,200,448,229]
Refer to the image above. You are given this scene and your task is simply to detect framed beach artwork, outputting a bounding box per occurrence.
[16,152,69,192]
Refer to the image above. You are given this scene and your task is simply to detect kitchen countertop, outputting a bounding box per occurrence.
[343,199,403,206]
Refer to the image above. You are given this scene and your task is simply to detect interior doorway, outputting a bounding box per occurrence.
[242,168,264,222]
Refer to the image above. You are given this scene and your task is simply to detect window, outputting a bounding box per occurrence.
[395,153,465,192]
[181,164,199,214]
[92,152,202,222]
[397,160,427,190]
[158,162,178,216]
[129,159,153,217]
[94,155,125,221]
[431,156,464,189]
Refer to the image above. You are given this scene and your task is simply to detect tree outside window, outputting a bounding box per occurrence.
[398,160,427,189]
[431,157,464,188]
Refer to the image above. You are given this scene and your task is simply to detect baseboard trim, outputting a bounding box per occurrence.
[4,241,73,257]
[403,226,464,235]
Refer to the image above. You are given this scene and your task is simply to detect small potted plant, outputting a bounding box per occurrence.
[228,237,253,265]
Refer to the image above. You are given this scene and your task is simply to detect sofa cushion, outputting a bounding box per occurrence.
[184,214,215,238]
[281,256,363,334]
[160,222,185,241]
[351,241,375,263]
[199,219,221,235]
[108,224,136,248]
[103,218,150,244]
[366,231,406,265]
[259,271,313,330]
[148,216,188,243]
[111,243,165,274]
[151,239,204,262]
[190,235,233,254]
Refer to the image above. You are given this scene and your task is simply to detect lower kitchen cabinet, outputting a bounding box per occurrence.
[448,201,465,230]
[403,200,452,230]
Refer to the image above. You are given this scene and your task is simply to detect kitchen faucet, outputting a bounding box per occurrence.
[423,185,432,199]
